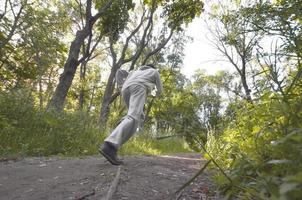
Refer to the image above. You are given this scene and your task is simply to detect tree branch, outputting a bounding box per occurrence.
[0,1,25,49]
[0,0,9,20]
[118,8,147,65]
[142,27,174,65]
[128,4,156,69]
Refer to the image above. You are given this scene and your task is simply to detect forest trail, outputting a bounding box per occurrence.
[0,153,220,200]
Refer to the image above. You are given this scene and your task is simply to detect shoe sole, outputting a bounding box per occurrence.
[99,148,123,166]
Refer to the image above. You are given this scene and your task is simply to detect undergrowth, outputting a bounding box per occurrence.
[0,90,191,159]
[204,94,302,200]
[120,133,192,155]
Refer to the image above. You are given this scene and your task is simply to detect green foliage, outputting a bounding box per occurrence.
[161,0,204,30]
[0,1,68,90]
[0,90,102,157]
[146,68,205,146]
[202,1,302,198]
[119,132,192,155]
[206,92,302,199]
[192,70,223,130]
[242,0,301,59]
[97,0,135,41]
[0,88,192,158]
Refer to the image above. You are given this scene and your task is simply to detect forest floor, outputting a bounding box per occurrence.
[0,153,221,200]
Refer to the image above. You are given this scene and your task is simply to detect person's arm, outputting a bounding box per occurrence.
[154,71,163,96]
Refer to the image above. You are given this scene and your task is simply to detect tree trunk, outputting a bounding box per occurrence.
[241,74,252,102]
[99,66,118,130]
[47,0,113,111]
[47,29,88,111]
[38,79,43,109]
[79,60,87,110]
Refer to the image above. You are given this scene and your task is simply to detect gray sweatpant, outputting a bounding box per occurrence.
[104,84,147,149]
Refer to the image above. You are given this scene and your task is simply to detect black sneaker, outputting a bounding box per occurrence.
[99,142,124,165]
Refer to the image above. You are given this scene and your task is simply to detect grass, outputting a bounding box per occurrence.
[119,133,193,155]
[1,119,192,159]
[0,90,193,159]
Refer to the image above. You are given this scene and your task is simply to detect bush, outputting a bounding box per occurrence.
[0,90,192,159]
[119,132,192,155]
[0,90,103,157]
[205,93,302,199]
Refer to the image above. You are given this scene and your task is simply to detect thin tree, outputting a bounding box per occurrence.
[207,8,260,102]
[47,0,113,111]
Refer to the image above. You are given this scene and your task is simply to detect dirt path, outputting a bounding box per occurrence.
[0,153,220,200]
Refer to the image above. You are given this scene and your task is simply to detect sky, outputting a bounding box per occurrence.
[182,15,234,78]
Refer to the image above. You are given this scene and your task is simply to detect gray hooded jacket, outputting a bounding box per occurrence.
[121,66,163,96]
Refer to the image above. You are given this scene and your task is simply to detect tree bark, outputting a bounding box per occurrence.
[47,0,113,111]
[99,66,118,129]
[47,28,87,111]
[141,28,174,65]
[79,60,87,110]
[241,74,252,101]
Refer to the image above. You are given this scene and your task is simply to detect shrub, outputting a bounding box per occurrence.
[0,90,192,158]
[0,90,103,157]
[119,132,192,155]
[205,94,302,199]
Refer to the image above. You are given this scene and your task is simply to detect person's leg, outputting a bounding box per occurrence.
[100,85,146,165]
[104,85,146,148]
[127,85,146,121]
[104,115,136,148]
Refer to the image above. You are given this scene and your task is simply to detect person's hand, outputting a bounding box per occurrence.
[151,89,157,97]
